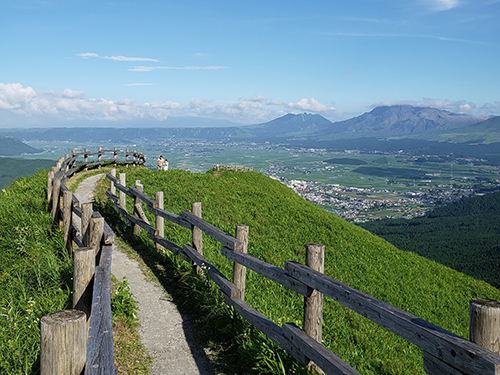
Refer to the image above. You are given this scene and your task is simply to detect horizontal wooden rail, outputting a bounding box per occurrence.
[182,210,243,251]
[221,246,309,297]
[85,245,114,375]
[284,261,500,375]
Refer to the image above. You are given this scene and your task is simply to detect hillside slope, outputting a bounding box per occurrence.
[428,115,500,144]
[104,166,500,374]
[360,192,500,288]
[0,157,55,189]
[0,170,72,374]
[0,134,41,155]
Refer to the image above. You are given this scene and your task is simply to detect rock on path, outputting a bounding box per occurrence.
[74,174,212,375]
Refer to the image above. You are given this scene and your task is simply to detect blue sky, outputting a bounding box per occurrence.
[1,0,499,127]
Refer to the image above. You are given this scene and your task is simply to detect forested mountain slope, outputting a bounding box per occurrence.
[360,192,500,288]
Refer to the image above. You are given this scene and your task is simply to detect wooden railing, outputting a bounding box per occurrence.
[38,148,500,375]
[105,167,500,375]
[214,163,253,172]
[40,149,144,375]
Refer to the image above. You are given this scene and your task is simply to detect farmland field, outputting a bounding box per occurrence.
[22,139,500,221]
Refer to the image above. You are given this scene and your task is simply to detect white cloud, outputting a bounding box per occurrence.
[77,52,158,62]
[371,98,500,116]
[0,83,344,127]
[128,65,226,72]
[422,0,461,11]
[104,55,159,62]
[0,83,36,110]
[287,98,335,112]
[62,88,85,98]
[77,52,99,58]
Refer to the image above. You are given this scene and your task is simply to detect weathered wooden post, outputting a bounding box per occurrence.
[233,224,249,300]
[155,191,164,251]
[63,190,73,252]
[40,310,87,375]
[64,154,69,173]
[119,173,126,208]
[110,168,116,196]
[73,247,96,320]
[192,201,203,274]
[303,243,325,373]
[470,298,500,354]
[98,146,102,169]
[89,216,104,264]
[51,177,61,222]
[113,147,118,166]
[133,180,143,236]
[47,170,54,204]
[81,202,93,247]
[84,148,88,171]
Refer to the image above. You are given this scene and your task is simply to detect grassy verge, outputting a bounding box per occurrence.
[0,170,73,374]
[111,274,153,374]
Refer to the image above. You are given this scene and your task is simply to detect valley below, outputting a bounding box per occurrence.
[23,138,500,222]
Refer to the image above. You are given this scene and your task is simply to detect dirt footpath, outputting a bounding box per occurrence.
[74,174,212,375]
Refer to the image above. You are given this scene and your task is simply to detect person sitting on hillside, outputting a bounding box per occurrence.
[157,155,164,170]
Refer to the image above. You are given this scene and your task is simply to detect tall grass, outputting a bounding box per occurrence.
[100,166,500,374]
[0,171,72,375]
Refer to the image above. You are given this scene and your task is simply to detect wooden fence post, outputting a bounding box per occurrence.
[98,146,102,169]
[233,224,249,301]
[192,201,203,274]
[304,243,325,373]
[89,216,104,264]
[51,177,61,222]
[84,148,88,171]
[110,168,116,196]
[47,171,54,204]
[470,298,500,354]
[73,247,96,320]
[81,202,93,247]
[40,310,87,375]
[119,173,126,208]
[63,190,73,252]
[133,180,143,236]
[155,191,164,251]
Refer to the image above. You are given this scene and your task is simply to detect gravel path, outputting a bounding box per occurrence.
[74,174,212,375]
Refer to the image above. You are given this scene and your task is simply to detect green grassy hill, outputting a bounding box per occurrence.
[0,157,55,189]
[102,166,500,374]
[0,134,41,156]
[360,192,500,289]
[0,171,72,374]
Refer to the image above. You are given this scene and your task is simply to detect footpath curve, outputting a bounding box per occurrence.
[74,174,213,375]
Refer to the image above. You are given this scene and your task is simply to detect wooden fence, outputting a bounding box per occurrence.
[105,165,500,375]
[40,148,145,375]
[39,148,500,375]
[214,163,253,172]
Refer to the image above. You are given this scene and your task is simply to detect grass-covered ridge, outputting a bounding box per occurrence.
[0,170,72,374]
[103,166,500,374]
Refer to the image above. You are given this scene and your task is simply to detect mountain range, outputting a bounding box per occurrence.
[1,105,498,144]
[243,105,488,140]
